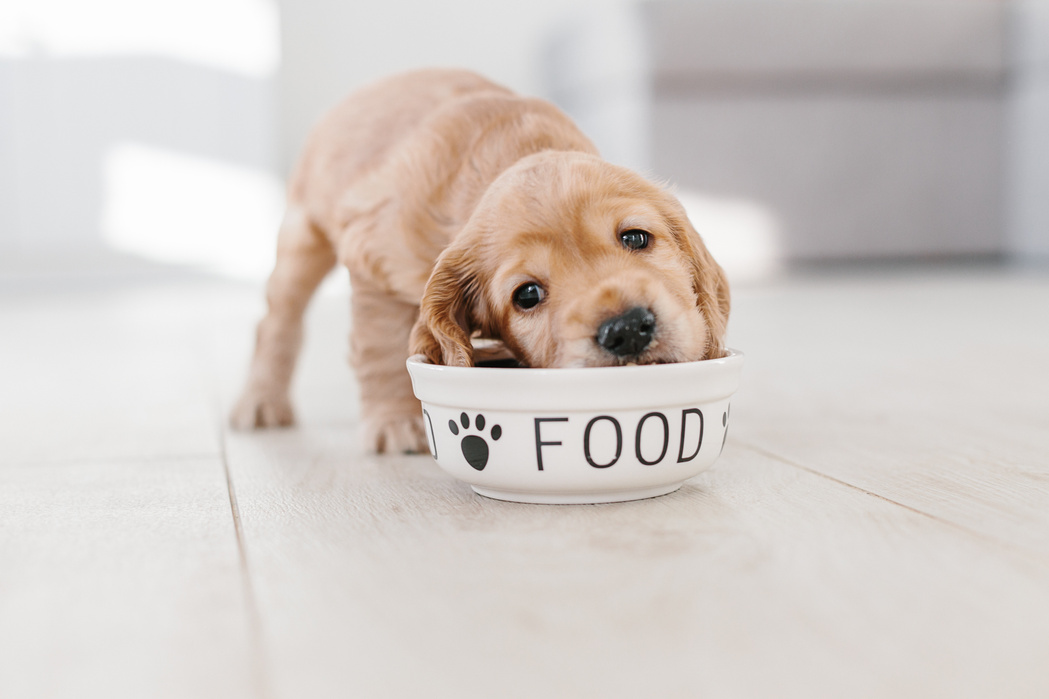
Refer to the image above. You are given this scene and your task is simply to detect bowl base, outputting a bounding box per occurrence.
[471,482,683,505]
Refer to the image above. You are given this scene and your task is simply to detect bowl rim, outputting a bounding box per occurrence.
[407,348,744,412]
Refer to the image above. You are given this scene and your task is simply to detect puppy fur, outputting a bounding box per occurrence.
[231,69,730,453]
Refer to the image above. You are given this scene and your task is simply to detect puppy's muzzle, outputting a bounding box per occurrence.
[596,306,656,358]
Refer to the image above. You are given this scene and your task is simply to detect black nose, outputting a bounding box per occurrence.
[596,307,656,357]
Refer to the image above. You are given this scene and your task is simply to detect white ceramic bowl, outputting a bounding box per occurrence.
[406,349,743,504]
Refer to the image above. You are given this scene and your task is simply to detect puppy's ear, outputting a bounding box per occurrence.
[668,202,731,359]
[410,244,483,367]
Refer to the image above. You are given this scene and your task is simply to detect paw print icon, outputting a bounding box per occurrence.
[448,412,502,470]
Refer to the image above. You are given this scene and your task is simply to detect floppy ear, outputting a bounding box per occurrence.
[669,204,731,359]
[410,244,482,367]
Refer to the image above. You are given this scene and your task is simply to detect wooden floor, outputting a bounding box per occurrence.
[2,264,1048,699]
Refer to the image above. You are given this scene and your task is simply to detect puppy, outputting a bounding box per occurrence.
[231,69,730,453]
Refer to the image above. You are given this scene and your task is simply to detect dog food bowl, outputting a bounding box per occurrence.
[406,349,743,504]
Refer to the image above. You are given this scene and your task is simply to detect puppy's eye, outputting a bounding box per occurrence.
[620,229,649,250]
[512,282,545,310]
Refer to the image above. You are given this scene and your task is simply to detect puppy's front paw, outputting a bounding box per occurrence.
[229,388,296,430]
[364,415,428,454]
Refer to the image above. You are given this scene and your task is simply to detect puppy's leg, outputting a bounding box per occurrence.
[349,284,427,453]
[231,208,336,429]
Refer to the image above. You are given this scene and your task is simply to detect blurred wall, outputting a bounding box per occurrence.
[0,58,278,255]
[1,0,1046,275]
[274,0,618,172]
[549,0,1049,264]
[1008,0,1049,260]
[0,0,282,275]
[0,0,618,274]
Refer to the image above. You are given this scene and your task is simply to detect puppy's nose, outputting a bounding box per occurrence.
[596,307,656,357]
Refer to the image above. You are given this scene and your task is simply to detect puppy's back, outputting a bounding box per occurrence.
[289,70,512,236]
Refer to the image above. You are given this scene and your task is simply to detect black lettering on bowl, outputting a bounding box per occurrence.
[677,409,704,463]
[584,416,622,468]
[719,405,731,456]
[635,412,669,465]
[534,417,568,471]
[422,409,438,458]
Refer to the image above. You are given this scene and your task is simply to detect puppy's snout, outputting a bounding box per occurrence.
[596,307,656,357]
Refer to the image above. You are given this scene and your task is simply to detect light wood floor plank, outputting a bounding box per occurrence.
[224,426,1049,699]
[8,266,1045,698]
[0,283,225,464]
[0,456,259,699]
[727,269,1049,558]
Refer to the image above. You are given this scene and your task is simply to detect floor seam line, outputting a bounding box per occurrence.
[737,440,1049,569]
[219,415,275,699]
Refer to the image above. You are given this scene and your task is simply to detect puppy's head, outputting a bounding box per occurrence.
[410,152,730,368]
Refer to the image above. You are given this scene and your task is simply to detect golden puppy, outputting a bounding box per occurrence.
[231,69,730,453]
